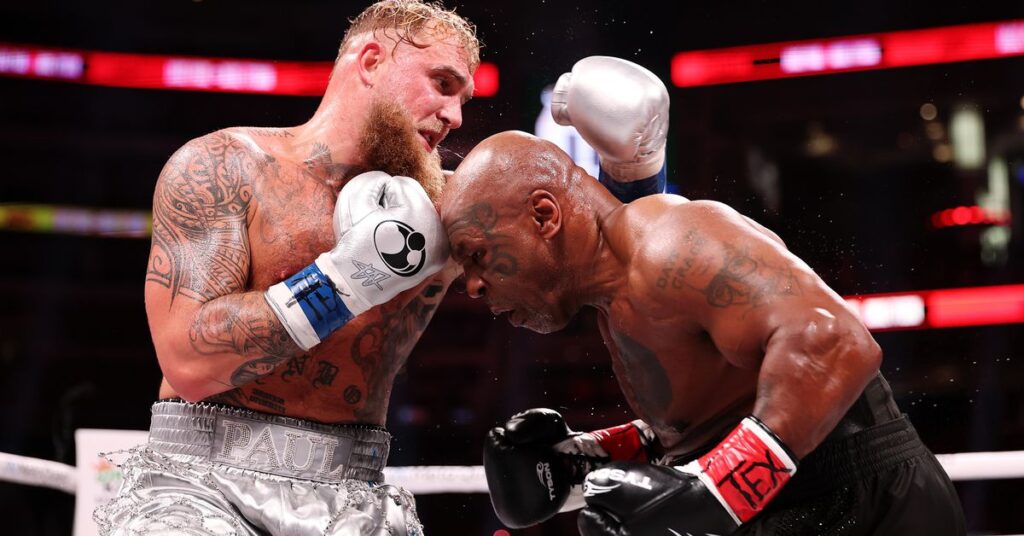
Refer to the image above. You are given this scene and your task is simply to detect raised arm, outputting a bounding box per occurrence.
[551,56,669,203]
[145,132,302,402]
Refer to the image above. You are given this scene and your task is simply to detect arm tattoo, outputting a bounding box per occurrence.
[704,248,800,308]
[189,292,303,387]
[146,132,260,304]
[446,203,518,276]
[147,133,302,389]
[189,293,295,357]
[659,229,801,309]
[350,282,447,421]
[230,356,281,386]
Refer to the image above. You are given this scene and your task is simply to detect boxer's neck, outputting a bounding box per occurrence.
[571,181,628,311]
[290,119,364,188]
[289,75,374,190]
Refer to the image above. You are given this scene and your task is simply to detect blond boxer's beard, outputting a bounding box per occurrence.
[358,99,445,202]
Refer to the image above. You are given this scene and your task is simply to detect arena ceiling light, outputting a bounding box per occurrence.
[671,20,1024,87]
[0,43,500,97]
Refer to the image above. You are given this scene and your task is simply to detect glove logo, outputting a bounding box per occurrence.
[582,467,653,498]
[373,220,427,277]
[535,462,556,501]
[582,479,619,497]
[350,259,391,290]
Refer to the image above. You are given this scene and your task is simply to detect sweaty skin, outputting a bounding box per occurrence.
[442,132,881,458]
[145,27,474,425]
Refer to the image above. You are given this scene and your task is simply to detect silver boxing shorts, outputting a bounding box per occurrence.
[94,400,423,536]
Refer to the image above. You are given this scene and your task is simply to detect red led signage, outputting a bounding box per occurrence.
[672,20,1024,87]
[0,43,499,97]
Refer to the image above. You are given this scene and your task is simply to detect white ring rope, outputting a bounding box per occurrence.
[934,450,1024,481]
[2,450,1023,495]
[0,451,78,494]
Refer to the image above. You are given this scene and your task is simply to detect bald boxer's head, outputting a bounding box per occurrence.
[442,131,597,333]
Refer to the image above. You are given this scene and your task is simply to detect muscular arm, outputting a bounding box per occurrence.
[146,132,303,401]
[655,201,879,459]
[752,305,880,459]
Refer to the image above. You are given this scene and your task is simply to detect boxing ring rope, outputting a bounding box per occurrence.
[3,449,1024,496]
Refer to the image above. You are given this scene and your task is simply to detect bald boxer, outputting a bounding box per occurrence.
[443,132,966,535]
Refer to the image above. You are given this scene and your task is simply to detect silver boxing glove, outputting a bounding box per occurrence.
[551,56,669,182]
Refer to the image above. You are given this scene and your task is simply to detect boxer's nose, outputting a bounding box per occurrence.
[464,271,487,299]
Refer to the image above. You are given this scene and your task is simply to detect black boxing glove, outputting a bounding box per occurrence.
[484,408,656,528]
[578,416,798,536]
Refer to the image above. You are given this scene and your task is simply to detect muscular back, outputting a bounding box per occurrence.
[597,196,854,456]
[147,128,451,424]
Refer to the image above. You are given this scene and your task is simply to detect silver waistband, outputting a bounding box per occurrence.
[147,400,391,483]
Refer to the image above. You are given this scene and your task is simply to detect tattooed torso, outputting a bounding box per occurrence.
[596,196,808,456]
[153,128,451,424]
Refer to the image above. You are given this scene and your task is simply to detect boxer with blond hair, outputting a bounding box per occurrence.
[97,2,477,534]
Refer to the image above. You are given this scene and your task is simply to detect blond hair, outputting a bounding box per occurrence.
[339,0,480,71]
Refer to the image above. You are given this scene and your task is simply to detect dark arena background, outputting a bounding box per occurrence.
[2,1,1024,534]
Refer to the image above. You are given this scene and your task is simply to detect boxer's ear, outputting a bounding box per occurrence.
[528,189,561,239]
[356,40,385,86]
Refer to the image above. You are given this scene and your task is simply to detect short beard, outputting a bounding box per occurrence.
[358,98,445,203]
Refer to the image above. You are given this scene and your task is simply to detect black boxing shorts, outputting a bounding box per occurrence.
[734,374,966,536]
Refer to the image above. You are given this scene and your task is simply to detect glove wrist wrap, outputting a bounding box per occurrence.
[680,416,797,525]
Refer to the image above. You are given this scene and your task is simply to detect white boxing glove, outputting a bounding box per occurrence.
[266,172,449,350]
[332,170,393,239]
[551,56,669,182]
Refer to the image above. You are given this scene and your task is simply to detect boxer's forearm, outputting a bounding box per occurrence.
[157,259,457,403]
[157,290,303,401]
[751,314,881,459]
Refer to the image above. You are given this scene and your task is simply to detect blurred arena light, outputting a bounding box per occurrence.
[0,43,500,97]
[925,121,945,141]
[0,204,150,238]
[846,284,1024,330]
[978,157,1013,266]
[472,61,499,98]
[933,143,954,163]
[950,105,986,170]
[671,20,1024,87]
[930,205,1011,229]
[919,102,938,121]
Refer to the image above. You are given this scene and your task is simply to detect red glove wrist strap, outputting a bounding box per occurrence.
[591,422,650,462]
[695,417,797,523]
